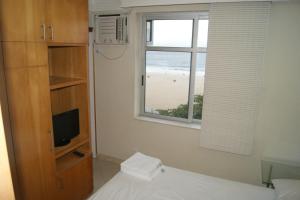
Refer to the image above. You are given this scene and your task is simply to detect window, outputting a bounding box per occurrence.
[140,12,209,123]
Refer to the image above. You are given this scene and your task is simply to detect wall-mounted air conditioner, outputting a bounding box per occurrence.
[95,14,128,45]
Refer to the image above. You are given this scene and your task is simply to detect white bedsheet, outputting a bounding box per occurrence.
[89,166,275,200]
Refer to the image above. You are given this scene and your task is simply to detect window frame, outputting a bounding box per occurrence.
[140,12,208,124]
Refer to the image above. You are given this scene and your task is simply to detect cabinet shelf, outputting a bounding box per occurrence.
[56,145,91,173]
[48,42,87,47]
[50,76,86,90]
[55,137,89,159]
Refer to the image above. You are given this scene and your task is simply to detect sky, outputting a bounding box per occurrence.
[151,20,208,48]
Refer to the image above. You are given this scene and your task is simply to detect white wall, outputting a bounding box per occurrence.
[93,2,300,185]
[259,2,300,155]
[89,0,121,12]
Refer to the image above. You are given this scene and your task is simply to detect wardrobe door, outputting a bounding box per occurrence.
[0,0,46,42]
[3,43,56,200]
[46,0,88,44]
[55,156,93,200]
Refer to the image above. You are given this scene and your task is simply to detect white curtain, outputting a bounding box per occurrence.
[200,2,271,155]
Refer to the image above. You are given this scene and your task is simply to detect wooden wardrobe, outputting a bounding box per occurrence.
[0,0,93,199]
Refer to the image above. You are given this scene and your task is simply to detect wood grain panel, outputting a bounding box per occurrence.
[50,86,76,115]
[50,76,86,90]
[56,143,91,172]
[55,155,93,200]
[48,46,88,78]
[46,0,88,44]
[0,0,46,42]
[5,66,56,200]
[2,42,48,68]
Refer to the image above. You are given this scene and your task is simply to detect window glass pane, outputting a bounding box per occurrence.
[193,53,206,120]
[197,20,209,48]
[145,51,191,119]
[147,20,193,47]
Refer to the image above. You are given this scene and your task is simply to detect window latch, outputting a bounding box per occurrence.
[141,75,144,86]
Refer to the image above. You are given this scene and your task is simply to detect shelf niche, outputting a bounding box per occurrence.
[48,45,90,161]
[50,84,90,159]
[48,46,88,81]
[56,143,91,173]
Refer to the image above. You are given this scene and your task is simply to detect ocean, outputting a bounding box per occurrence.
[146,51,206,72]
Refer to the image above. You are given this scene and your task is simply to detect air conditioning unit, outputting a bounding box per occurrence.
[95,14,128,45]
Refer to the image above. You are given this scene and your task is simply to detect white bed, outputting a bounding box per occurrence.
[89,166,275,200]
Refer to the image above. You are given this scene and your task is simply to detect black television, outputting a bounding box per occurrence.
[52,109,80,147]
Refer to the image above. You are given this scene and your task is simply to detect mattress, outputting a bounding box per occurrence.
[89,166,276,200]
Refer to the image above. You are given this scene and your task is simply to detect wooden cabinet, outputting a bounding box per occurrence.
[46,0,88,44]
[0,0,46,42]
[1,0,92,199]
[0,0,88,44]
[56,155,93,200]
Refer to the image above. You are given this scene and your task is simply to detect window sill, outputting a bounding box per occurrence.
[135,116,201,130]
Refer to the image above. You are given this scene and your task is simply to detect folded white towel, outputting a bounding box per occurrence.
[121,152,162,181]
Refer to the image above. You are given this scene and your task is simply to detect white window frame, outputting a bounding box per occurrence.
[140,12,208,124]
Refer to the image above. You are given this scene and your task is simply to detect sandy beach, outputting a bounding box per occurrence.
[145,69,205,112]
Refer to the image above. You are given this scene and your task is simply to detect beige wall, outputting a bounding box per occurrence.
[93,2,300,185]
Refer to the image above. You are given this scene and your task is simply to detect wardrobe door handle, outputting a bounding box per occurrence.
[41,24,46,40]
[48,25,54,41]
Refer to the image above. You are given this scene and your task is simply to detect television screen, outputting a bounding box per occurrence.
[52,109,80,147]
